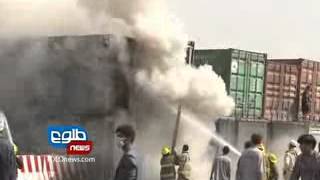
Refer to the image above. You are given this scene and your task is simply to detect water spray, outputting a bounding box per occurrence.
[182,113,241,156]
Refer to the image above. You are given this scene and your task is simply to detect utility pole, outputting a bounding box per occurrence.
[171,41,195,151]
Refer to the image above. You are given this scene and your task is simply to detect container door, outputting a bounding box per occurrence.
[230,50,248,118]
[315,65,320,120]
[300,61,317,120]
[245,53,265,118]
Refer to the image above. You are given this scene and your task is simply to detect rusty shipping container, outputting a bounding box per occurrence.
[264,58,320,121]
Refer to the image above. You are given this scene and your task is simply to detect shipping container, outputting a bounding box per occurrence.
[264,59,320,121]
[194,49,267,119]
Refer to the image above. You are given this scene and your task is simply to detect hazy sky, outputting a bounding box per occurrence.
[167,0,320,59]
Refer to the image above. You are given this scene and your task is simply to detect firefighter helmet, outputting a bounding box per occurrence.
[162,146,171,155]
[268,153,278,164]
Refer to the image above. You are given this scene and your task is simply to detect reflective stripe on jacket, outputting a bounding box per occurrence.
[160,154,176,180]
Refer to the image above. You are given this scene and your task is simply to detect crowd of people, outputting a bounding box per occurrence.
[2,123,318,180]
[113,124,320,180]
[211,133,320,180]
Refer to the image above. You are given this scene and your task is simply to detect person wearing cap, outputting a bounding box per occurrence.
[160,146,176,180]
[290,134,320,180]
[175,144,191,180]
[283,140,298,180]
[236,133,265,180]
[210,146,231,180]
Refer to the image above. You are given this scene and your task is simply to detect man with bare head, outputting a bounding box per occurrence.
[302,85,312,119]
[236,133,264,180]
[290,134,319,180]
[114,124,137,180]
[211,146,231,180]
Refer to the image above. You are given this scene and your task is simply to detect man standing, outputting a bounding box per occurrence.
[290,134,319,180]
[176,144,191,180]
[236,134,264,180]
[283,140,298,180]
[0,121,17,180]
[160,146,176,180]
[302,85,312,119]
[0,138,17,180]
[210,146,231,180]
[114,124,137,180]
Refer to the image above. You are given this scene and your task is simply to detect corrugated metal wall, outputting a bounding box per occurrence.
[264,59,320,121]
[194,49,266,119]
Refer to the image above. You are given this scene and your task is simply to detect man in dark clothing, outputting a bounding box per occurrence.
[114,124,137,180]
[290,134,319,180]
[302,85,312,118]
[210,146,231,180]
[244,141,254,150]
[0,138,17,180]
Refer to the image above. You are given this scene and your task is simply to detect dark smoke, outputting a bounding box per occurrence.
[0,35,132,153]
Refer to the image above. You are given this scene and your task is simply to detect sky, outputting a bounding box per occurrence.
[167,0,320,59]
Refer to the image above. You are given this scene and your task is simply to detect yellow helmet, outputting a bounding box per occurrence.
[268,153,278,164]
[162,146,171,155]
[257,144,265,152]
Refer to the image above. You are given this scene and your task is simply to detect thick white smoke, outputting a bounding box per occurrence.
[0,0,235,179]
[119,1,234,180]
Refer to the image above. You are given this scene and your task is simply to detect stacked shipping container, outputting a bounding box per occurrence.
[264,59,320,121]
[194,49,320,122]
[194,49,267,119]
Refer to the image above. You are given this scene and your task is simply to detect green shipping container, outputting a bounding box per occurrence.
[194,49,266,119]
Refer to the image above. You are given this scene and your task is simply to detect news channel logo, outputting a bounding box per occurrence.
[48,125,93,155]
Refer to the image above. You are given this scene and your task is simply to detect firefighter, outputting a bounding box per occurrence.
[302,85,312,119]
[160,146,176,180]
[283,140,298,180]
[267,154,279,180]
[176,144,191,180]
[0,125,17,180]
[13,143,23,176]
